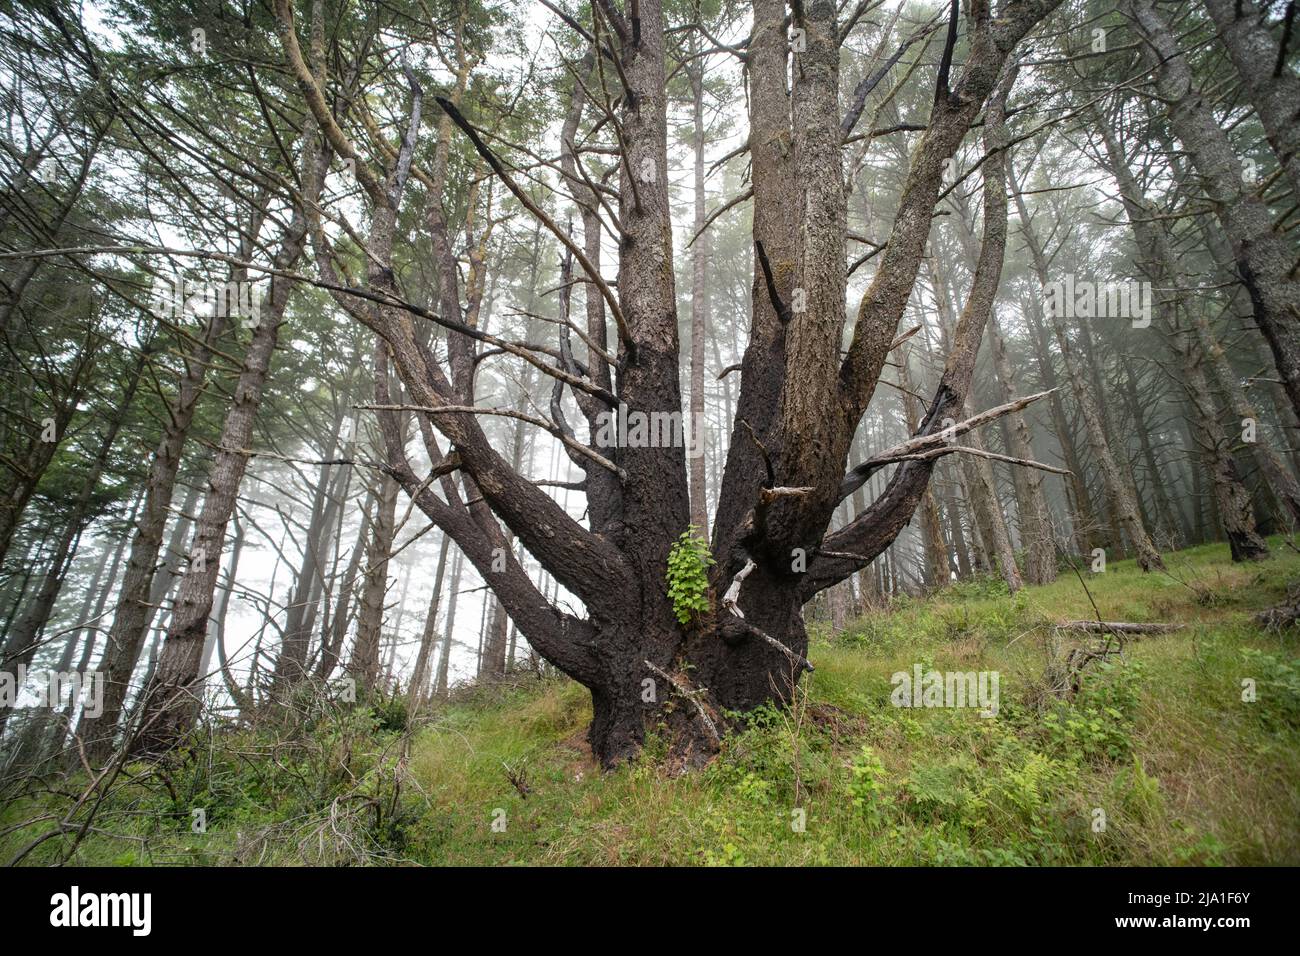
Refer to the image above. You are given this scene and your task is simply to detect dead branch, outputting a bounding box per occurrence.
[1057,620,1183,635]
[837,388,1058,501]
[644,660,721,746]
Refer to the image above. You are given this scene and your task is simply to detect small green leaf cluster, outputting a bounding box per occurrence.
[666,526,715,625]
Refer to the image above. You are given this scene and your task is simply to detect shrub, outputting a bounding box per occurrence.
[1041,659,1144,762]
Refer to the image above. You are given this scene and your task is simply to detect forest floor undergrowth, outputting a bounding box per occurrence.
[4,538,1298,866]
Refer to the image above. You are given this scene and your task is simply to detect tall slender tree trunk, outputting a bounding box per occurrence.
[1201,0,1300,200]
[349,467,399,696]
[962,406,1024,592]
[1022,292,1096,555]
[128,154,321,754]
[1128,0,1300,425]
[273,408,348,690]
[434,547,463,699]
[687,55,711,537]
[481,414,529,680]
[1091,103,1270,562]
[0,349,148,739]
[1202,322,1300,527]
[928,260,1021,591]
[987,308,1056,582]
[316,501,368,683]
[1183,344,1270,560]
[37,490,143,762]
[81,209,267,759]
[409,532,450,716]
[1076,319,1152,540]
[898,350,949,588]
[1011,165,1164,571]
[1116,352,1181,546]
[199,504,246,701]
[940,465,974,579]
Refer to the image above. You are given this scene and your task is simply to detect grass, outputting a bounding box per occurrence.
[3,537,1298,866]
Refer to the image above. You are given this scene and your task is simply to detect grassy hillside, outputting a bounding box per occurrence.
[4,539,1299,866]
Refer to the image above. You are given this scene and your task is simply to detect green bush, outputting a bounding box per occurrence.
[1041,659,1144,762]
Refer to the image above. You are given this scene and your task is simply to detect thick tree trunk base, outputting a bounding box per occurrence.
[1226,529,1270,563]
[585,591,810,770]
[586,684,720,771]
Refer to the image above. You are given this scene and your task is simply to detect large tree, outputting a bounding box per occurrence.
[257,0,1065,766]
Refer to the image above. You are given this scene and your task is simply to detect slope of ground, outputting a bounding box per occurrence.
[3,539,1298,865]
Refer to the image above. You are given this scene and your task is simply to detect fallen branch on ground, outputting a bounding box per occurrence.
[1057,620,1183,635]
